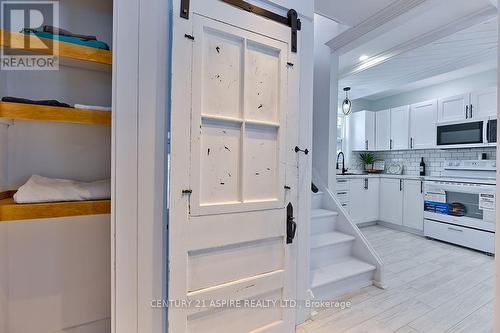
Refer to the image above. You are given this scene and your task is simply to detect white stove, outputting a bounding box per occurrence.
[423,160,496,254]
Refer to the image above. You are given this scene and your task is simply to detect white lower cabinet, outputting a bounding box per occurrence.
[348,178,379,224]
[337,177,424,231]
[402,180,424,230]
[379,178,403,225]
[379,178,424,231]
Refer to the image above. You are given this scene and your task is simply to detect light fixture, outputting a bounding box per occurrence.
[359,55,369,61]
[342,87,352,115]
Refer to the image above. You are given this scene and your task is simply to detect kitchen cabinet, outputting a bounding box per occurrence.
[471,87,497,119]
[438,93,470,123]
[350,111,375,151]
[376,109,391,151]
[438,88,497,123]
[410,100,437,149]
[348,178,379,224]
[379,178,403,225]
[403,180,424,231]
[390,106,410,150]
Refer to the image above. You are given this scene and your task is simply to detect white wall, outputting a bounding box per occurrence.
[364,69,497,111]
[0,0,113,332]
[312,14,348,186]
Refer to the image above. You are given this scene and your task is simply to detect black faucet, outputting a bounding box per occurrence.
[336,152,348,174]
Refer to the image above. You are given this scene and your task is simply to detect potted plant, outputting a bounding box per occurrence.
[359,152,375,171]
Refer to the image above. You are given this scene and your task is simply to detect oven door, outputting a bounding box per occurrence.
[437,121,484,146]
[424,181,496,232]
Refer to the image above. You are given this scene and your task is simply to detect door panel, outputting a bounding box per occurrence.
[170,3,298,332]
[403,180,424,231]
[410,100,437,149]
[471,87,497,119]
[390,106,410,150]
[438,93,469,123]
[379,178,403,225]
[376,109,391,151]
[191,17,287,216]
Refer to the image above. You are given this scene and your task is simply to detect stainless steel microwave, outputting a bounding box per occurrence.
[437,119,496,147]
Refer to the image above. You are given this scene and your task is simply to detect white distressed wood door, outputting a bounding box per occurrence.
[170,1,300,332]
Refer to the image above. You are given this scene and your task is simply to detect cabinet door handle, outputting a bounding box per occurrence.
[465,105,469,119]
[448,227,463,232]
[365,140,368,150]
[337,191,347,195]
[420,180,423,193]
[469,104,473,119]
[410,138,414,149]
[399,179,403,191]
[390,139,393,150]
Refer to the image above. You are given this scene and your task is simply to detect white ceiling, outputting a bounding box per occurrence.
[325,0,498,101]
[315,0,398,26]
[340,17,498,100]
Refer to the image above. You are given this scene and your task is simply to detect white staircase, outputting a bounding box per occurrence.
[310,191,377,300]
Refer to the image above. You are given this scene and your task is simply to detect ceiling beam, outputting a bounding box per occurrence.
[326,0,427,54]
[339,6,498,78]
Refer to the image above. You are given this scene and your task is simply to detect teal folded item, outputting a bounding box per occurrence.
[22,30,110,50]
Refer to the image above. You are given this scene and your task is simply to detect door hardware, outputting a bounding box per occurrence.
[295,146,309,155]
[399,179,403,191]
[182,189,192,194]
[465,105,469,119]
[286,203,297,244]
[184,34,195,40]
[180,0,190,19]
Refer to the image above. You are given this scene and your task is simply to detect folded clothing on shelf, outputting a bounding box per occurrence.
[2,96,71,108]
[14,175,111,204]
[22,28,110,50]
[74,104,112,112]
[43,25,97,41]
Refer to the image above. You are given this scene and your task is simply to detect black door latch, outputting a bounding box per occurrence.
[295,146,309,155]
[286,202,297,244]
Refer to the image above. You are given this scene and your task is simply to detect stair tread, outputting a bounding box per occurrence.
[311,231,355,249]
[311,258,376,289]
[311,209,338,218]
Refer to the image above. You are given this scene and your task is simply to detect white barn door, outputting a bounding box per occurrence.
[170,1,300,332]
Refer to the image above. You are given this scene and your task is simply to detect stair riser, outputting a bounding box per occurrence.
[311,215,337,235]
[310,243,353,270]
[311,194,323,209]
[311,271,374,301]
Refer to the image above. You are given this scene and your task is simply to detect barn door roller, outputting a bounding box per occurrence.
[180,0,302,53]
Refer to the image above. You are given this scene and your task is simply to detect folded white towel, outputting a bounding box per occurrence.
[13,175,111,204]
[74,104,112,112]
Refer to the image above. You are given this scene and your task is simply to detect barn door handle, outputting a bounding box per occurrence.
[286,202,296,244]
[295,146,309,155]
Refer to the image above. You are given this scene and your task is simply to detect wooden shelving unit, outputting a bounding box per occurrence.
[0,190,110,222]
[0,101,111,125]
[0,28,112,66]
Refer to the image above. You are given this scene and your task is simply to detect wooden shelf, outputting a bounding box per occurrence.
[0,29,112,66]
[0,101,111,126]
[0,191,110,222]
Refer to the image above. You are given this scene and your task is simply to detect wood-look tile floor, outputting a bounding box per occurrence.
[298,225,495,333]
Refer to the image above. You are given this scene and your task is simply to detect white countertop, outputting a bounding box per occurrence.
[336,173,423,181]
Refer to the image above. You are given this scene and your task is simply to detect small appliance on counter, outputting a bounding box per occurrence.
[385,163,403,175]
[424,160,496,254]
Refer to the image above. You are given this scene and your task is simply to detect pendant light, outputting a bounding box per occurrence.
[342,87,352,115]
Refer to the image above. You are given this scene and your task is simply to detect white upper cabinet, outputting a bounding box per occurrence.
[376,109,391,151]
[390,105,410,150]
[349,111,376,151]
[471,87,497,119]
[438,93,470,123]
[403,179,424,231]
[410,100,437,149]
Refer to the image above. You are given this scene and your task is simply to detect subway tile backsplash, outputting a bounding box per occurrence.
[350,147,496,176]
